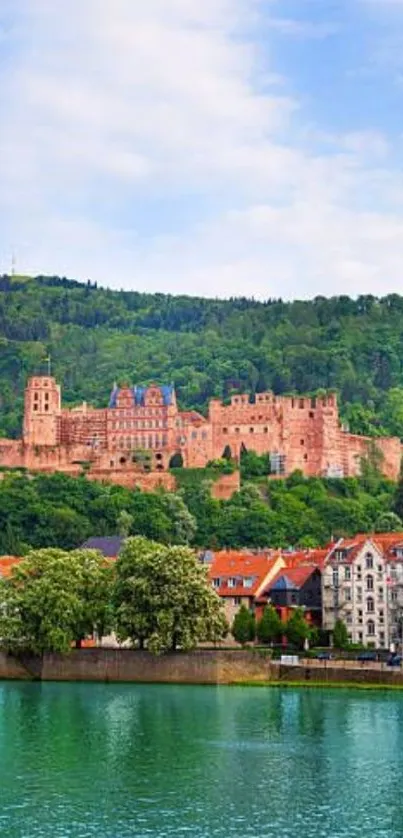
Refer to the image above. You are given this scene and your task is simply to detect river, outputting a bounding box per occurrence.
[0,682,402,837]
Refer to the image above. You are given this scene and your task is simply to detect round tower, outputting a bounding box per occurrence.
[23,376,61,446]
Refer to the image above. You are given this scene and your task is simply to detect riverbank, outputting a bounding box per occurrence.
[1,648,403,688]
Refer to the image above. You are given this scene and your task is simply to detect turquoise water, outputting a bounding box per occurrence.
[0,683,403,837]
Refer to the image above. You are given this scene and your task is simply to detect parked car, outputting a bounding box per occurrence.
[357,651,377,662]
[387,654,402,667]
[314,652,332,660]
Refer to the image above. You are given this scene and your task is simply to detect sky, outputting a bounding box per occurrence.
[1,0,403,300]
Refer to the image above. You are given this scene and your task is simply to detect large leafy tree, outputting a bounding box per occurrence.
[0,548,114,654]
[113,536,228,653]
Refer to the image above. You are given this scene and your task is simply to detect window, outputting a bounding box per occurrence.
[345,587,351,601]
[391,591,398,602]
[228,578,237,588]
[235,428,240,434]
[377,565,383,574]
[233,597,241,606]
[358,632,363,642]
[332,570,339,587]
[249,427,254,433]
[212,578,220,588]
[202,431,208,440]
[223,427,228,434]
[243,578,253,588]
[378,587,384,600]
[356,564,362,579]
[345,567,351,581]
[366,554,373,569]
[191,431,197,439]
[346,614,352,625]
[356,586,362,602]
[264,427,268,433]
[379,632,385,646]
[366,575,374,591]
[33,404,38,412]
[366,597,374,613]
[367,620,375,637]
[300,439,305,446]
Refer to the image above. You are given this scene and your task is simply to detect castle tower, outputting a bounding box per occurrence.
[23,376,61,447]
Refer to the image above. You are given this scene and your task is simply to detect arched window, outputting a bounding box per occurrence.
[366,597,374,613]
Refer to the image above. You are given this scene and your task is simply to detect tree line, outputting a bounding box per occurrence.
[2,465,403,556]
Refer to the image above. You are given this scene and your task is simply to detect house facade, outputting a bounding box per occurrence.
[322,538,389,648]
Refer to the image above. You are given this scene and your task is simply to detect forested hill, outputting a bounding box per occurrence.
[2,273,403,439]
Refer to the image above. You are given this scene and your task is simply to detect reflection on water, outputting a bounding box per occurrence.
[0,683,402,837]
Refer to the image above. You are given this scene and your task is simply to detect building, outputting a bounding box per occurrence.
[205,550,285,626]
[322,537,390,649]
[0,375,401,484]
[262,564,323,627]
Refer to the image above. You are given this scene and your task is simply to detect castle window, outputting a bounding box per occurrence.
[202,431,207,439]
[33,404,38,412]
[44,404,49,412]
[299,399,304,408]
[44,392,49,401]
[259,415,263,420]
[223,427,228,434]
[310,398,316,409]
[292,399,295,408]
[34,392,39,401]
[264,427,268,433]
[249,427,254,433]
[191,431,197,439]
[309,411,314,419]
[300,439,305,445]
[304,453,308,461]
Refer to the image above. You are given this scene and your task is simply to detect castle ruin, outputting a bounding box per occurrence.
[0,376,401,485]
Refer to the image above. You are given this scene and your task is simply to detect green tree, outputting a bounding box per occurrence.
[285,608,310,649]
[0,548,114,654]
[374,511,403,533]
[113,536,227,653]
[117,509,133,537]
[231,605,256,646]
[256,605,282,644]
[332,618,349,649]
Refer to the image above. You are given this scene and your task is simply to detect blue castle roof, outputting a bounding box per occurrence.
[109,384,174,408]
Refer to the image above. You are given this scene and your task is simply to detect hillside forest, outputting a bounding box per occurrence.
[2,274,403,441]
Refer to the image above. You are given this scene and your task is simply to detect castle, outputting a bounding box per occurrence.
[0,376,401,486]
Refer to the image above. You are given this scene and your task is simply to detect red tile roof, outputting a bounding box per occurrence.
[0,556,21,577]
[267,564,320,591]
[208,551,281,597]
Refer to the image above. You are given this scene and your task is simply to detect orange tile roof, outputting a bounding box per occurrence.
[0,556,21,577]
[209,551,281,597]
[283,548,328,570]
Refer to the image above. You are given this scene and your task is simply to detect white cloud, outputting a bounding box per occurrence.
[0,0,403,300]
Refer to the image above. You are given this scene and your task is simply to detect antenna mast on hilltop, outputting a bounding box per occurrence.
[11,251,16,277]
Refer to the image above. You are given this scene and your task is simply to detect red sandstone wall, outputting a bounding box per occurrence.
[211,471,241,500]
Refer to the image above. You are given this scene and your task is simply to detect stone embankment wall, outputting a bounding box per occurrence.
[1,649,403,686]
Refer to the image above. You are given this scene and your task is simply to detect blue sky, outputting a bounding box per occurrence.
[1,0,403,300]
